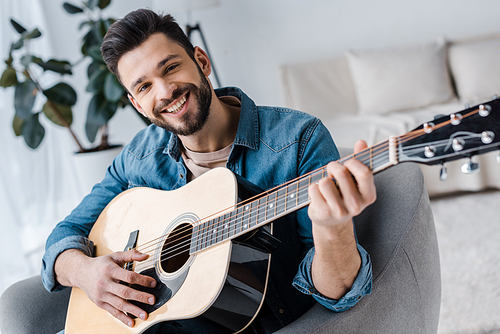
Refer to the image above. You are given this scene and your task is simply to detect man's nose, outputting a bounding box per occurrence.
[155,79,176,102]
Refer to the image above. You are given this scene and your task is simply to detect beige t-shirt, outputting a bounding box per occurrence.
[181,95,240,181]
[181,142,232,182]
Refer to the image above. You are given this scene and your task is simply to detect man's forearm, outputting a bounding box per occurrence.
[311,220,361,299]
[54,249,90,288]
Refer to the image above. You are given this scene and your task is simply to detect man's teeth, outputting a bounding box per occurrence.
[166,96,187,113]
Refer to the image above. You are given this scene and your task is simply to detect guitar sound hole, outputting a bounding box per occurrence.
[161,223,193,273]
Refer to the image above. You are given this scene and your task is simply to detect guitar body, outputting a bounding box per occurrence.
[65,168,272,334]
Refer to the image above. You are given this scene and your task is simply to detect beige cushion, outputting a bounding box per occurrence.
[449,36,500,103]
[280,57,358,121]
[346,40,455,115]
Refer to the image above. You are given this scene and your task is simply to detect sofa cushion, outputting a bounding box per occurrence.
[346,40,455,115]
[449,35,500,103]
[280,57,358,121]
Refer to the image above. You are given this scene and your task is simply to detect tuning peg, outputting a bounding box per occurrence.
[440,163,448,181]
[461,157,480,174]
[479,104,492,117]
[464,103,470,109]
[497,151,500,164]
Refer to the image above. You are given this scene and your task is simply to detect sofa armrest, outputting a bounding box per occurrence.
[276,159,441,334]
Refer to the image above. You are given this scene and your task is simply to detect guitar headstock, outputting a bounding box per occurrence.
[398,97,500,166]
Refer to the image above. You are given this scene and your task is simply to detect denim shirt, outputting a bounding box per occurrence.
[42,87,372,322]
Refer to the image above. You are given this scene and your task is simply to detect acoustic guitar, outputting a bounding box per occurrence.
[65,98,500,333]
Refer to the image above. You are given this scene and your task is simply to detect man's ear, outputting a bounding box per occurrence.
[193,46,212,77]
[128,94,147,118]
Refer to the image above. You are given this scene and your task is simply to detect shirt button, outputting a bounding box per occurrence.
[279,308,285,314]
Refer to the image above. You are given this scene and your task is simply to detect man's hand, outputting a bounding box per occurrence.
[307,140,376,299]
[55,249,157,327]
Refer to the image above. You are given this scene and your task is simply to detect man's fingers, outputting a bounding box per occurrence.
[111,265,157,289]
[110,250,157,288]
[99,299,140,328]
[109,280,156,306]
[343,159,377,206]
[354,139,368,154]
[112,250,149,264]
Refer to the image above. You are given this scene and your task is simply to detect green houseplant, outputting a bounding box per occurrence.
[62,0,149,152]
[0,19,84,150]
[0,0,149,153]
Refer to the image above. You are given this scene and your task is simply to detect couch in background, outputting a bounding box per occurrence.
[281,33,500,197]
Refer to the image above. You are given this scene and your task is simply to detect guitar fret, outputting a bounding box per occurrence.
[310,170,323,184]
[276,187,286,216]
[286,182,298,210]
[201,220,211,249]
[222,213,231,240]
[216,216,223,243]
[297,178,310,205]
[191,224,200,253]
[258,197,267,224]
[236,205,245,234]
[267,192,276,220]
[250,201,258,228]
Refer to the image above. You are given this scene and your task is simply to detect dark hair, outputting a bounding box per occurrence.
[101,9,195,81]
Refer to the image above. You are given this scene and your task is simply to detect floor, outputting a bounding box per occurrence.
[431,189,500,334]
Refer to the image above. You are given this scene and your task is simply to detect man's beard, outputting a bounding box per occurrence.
[151,72,212,136]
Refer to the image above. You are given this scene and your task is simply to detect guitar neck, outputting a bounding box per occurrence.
[189,139,396,254]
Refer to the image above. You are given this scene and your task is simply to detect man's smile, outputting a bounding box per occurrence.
[165,95,187,114]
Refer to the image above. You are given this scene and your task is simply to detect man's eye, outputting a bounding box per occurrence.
[138,84,149,93]
[165,64,178,74]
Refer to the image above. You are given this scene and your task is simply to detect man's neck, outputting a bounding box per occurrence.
[179,91,240,153]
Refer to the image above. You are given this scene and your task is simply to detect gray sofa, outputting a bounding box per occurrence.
[0,155,441,333]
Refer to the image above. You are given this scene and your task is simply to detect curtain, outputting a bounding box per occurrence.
[0,0,87,294]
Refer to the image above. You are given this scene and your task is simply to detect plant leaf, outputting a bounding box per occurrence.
[12,115,24,136]
[86,93,117,142]
[43,101,73,127]
[0,66,18,88]
[14,81,37,120]
[21,55,33,68]
[86,64,108,93]
[33,58,72,75]
[78,20,92,30]
[10,19,27,34]
[63,2,84,14]
[98,0,111,9]
[103,72,123,102]
[87,45,104,62]
[12,39,24,50]
[81,28,103,56]
[25,28,42,39]
[22,113,45,149]
[43,82,77,106]
[87,0,99,10]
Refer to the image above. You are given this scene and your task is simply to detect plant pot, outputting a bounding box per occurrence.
[72,145,123,194]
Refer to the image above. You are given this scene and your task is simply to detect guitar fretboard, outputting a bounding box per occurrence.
[189,139,396,254]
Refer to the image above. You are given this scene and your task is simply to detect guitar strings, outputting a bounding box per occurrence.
[133,139,400,271]
[133,130,427,271]
[133,108,483,271]
[133,130,423,271]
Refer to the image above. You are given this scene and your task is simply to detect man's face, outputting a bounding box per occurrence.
[118,33,212,136]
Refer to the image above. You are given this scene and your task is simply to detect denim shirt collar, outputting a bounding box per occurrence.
[163,86,259,160]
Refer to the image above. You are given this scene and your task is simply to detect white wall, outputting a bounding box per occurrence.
[41,0,500,146]
[1,0,500,294]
